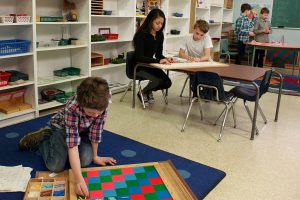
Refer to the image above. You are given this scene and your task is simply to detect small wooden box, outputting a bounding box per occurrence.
[224,0,233,9]
[0,89,32,114]
[91,52,104,67]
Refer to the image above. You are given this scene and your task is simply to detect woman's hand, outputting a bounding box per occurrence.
[93,156,117,166]
[159,58,171,64]
[166,57,176,63]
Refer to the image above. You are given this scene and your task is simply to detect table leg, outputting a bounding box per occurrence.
[250,82,260,140]
[166,70,169,96]
[252,46,256,66]
[273,71,283,122]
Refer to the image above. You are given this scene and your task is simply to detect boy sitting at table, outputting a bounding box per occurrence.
[179,19,213,62]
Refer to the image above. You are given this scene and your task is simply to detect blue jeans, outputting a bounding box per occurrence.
[39,126,93,172]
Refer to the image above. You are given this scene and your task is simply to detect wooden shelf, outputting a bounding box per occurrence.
[168,17,189,20]
[0,52,34,59]
[0,109,35,121]
[91,63,125,71]
[36,45,88,52]
[91,39,132,44]
[92,15,134,18]
[36,22,88,25]
[166,34,187,39]
[38,101,64,111]
[0,23,33,26]
[37,75,88,87]
[0,81,35,92]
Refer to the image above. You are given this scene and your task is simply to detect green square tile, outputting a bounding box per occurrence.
[126,180,139,187]
[82,171,87,178]
[145,193,159,200]
[100,176,112,182]
[116,188,129,196]
[144,166,156,172]
[135,173,147,179]
[154,184,167,191]
[110,169,122,175]
[88,183,102,190]
[104,197,117,200]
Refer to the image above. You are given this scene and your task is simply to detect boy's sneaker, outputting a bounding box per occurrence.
[147,92,155,104]
[18,126,51,151]
[137,92,149,107]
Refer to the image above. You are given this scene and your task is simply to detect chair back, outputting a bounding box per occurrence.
[192,71,226,101]
[126,51,136,79]
[220,39,229,54]
[259,70,272,96]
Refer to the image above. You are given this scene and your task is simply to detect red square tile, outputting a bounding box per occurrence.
[84,178,88,184]
[101,182,114,190]
[87,170,99,177]
[112,175,125,182]
[149,177,163,185]
[89,190,103,199]
[122,167,134,174]
[141,185,155,193]
[131,194,145,200]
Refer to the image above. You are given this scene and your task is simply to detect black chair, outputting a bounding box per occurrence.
[181,71,237,141]
[231,70,272,134]
[119,51,168,108]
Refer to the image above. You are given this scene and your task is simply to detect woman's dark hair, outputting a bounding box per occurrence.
[133,8,166,49]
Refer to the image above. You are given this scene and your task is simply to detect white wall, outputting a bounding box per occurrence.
[233,0,300,45]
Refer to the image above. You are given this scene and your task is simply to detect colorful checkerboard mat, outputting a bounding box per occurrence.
[78,165,173,200]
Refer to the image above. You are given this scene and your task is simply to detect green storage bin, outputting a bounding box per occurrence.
[53,70,69,77]
[62,67,81,76]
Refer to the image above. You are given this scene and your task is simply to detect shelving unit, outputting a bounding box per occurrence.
[0,0,36,126]
[190,0,233,54]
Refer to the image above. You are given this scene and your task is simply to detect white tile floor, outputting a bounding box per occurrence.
[105,74,300,200]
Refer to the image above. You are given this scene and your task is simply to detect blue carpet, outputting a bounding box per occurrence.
[0,115,226,200]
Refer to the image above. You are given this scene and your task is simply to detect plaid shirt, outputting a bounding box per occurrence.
[235,15,256,42]
[50,95,107,148]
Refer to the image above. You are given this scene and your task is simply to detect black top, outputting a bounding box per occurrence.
[134,31,165,63]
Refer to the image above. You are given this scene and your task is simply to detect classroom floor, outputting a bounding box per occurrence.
[105,74,300,200]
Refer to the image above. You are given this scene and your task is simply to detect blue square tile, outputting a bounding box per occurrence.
[103,189,117,197]
[138,179,150,186]
[156,190,172,199]
[117,197,130,200]
[128,186,142,194]
[133,166,145,173]
[88,177,100,184]
[114,181,127,189]
[99,170,111,176]
[146,171,159,178]
[124,174,136,181]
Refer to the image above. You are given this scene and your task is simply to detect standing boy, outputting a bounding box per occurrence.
[235,3,256,65]
[253,7,271,67]
[179,19,213,62]
[19,77,116,197]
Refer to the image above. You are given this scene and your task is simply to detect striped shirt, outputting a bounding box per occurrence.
[235,15,256,42]
[50,95,107,148]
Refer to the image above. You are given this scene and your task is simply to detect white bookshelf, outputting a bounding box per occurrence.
[190,0,233,53]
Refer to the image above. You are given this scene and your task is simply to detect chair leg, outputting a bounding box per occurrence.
[197,99,203,120]
[232,103,237,128]
[228,54,231,64]
[161,90,168,105]
[180,76,189,97]
[214,107,226,125]
[120,80,133,102]
[181,97,197,132]
[244,101,259,135]
[138,82,146,109]
[258,104,267,124]
[218,105,230,142]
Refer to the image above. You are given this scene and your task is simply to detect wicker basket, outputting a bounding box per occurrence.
[0,16,14,23]
[15,16,31,23]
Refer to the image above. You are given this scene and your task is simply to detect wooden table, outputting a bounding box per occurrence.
[176,64,283,140]
[247,42,300,75]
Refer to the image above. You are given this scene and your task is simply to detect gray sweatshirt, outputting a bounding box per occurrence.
[253,18,271,43]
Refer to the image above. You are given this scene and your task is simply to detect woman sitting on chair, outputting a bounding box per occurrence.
[133,8,173,106]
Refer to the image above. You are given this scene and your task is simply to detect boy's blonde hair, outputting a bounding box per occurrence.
[194,19,209,34]
[77,77,109,111]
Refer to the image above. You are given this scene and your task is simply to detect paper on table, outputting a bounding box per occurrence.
[150,61,228,70]
[0,165,32,192]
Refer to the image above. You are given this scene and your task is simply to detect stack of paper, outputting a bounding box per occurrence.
[0,165,32,192]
